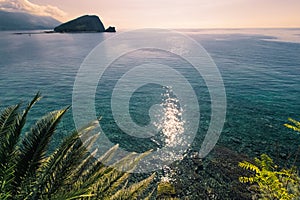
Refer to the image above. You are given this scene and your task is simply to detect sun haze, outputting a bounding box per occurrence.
[2,0,300,29]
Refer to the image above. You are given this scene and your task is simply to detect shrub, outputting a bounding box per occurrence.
[239,118,300,200]
[239,154,300,199]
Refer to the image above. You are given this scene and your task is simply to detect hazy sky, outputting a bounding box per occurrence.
[1,0,300,29]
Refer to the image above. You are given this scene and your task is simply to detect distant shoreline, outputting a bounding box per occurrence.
[13,31,54,35]
[12,30,112,35]
[9,27,300,35]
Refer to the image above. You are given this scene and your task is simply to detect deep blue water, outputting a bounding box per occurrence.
[0,29,300,163]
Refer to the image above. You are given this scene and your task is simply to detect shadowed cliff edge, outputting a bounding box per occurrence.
[54,15,116,33]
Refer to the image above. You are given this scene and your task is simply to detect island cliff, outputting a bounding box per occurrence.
[54,15,115,33]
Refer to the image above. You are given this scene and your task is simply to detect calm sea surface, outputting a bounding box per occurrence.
[0,29,300,161]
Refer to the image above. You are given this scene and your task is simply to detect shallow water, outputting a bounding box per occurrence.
[0,29,299,163]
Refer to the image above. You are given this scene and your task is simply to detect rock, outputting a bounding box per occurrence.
[190,151,204,172]
[105,26,116,32]
[279,153,287,159]
[54,15,105,33]
[231,137,242,144]
[170,146,254,199]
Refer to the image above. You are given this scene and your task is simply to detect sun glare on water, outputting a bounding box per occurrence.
[153,86,185,149]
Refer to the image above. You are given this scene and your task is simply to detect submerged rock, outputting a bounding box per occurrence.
[168,146,254,199]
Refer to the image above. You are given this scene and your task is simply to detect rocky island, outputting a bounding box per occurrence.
[105,26,116,32]
[54,15,116,33]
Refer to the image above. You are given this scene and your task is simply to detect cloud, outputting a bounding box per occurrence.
[0,0,66,19]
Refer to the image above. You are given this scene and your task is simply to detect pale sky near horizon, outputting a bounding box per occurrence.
[1,0,300,29]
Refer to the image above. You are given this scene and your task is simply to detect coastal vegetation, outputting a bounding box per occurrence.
[285,118,300,133]
[0,93,154,199]
[1,92,299,199]
[239,119,300,199]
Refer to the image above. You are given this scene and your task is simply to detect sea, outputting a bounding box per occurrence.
[0,28,300,168]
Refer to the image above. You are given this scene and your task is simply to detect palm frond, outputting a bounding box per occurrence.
[0,94,157,199]
[0,104,20,160]
[110,173,156,200]
[0,104,20,195]
[30,120,100,199]
[13,107,69,194]
[15,92,42,138]
[124,172,156,199]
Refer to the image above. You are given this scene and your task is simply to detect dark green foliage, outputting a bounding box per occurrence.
[0,93,155,199]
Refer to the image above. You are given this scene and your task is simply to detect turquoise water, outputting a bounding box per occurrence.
[0,29,300,163]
